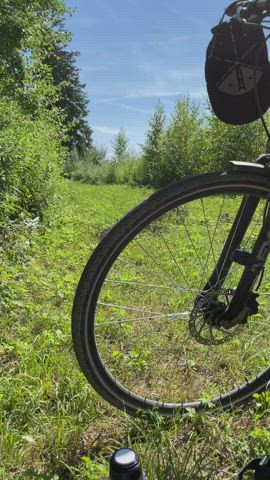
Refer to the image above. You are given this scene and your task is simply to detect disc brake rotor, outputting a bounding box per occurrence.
[189,289,243,345]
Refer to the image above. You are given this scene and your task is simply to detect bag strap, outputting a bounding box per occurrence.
[237,456,270,480]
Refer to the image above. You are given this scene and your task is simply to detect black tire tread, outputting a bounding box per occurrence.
[72,171,270,415]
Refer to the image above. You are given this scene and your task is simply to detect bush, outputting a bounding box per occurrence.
[70,99,270,189]
[71,155,146,187]
[205,110,268,171]
[0,100,66,228]
[141,98,206,188]
[72,161,116,184]
[114,156,146,186]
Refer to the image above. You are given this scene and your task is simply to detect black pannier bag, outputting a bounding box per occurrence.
[205,20,270,124]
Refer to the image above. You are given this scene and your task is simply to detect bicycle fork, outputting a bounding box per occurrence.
[200,161,270,329]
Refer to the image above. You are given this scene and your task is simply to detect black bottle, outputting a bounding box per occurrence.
[109,448,147,480]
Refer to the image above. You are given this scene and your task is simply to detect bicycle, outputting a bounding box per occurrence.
[72,0,270,416]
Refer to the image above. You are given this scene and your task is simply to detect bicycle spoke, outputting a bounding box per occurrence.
[177,209,205,271]
[159,230,196,300]
[91,187,270,408]
[199,196,225,291]
[97,302,163,315]
[133,237,188,292]
[115,243,187,292]
[104,279,198,293]
[96,308,190,326]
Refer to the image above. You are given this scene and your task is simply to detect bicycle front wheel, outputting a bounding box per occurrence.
[72,171,270,415]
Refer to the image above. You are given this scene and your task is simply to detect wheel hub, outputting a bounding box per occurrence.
[189,289,243,345]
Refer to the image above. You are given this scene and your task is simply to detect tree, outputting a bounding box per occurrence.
[161,98,205,185]
[141,104,166,186]
[83,146,107,165]
[44,46,93,154]
[0,0,69,225]
[205,108,269,171]
[0,0,69,102]
[112,128,129,163]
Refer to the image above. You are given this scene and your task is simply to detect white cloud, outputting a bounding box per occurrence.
[146,35,191,49]
[86,55,204,101]
[136,60,203,81]
[126,90,182,99]
[93,126,120,135]
[91,91,181,104]
[91,96,125,104]
[118,104,152,114]
[91,88,206,104]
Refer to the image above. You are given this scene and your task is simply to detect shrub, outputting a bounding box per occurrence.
[72,161,116,184]
[71,155,146,187]
[0,100,66,228]
[114,156,146,186]
[156,98,205,187]
[205,110,269,171]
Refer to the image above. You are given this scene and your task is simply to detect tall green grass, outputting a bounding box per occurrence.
[0,100,66,230]
[1,182,270,479]
[72,157,146,186]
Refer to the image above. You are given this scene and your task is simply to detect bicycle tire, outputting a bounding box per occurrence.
[72,170,270,415]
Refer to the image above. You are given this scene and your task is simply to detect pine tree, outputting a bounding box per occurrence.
[112,128,128,163]
[141,104,166,186]
[44,46,93,154]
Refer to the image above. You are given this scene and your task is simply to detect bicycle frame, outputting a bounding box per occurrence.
[200,154,270,328]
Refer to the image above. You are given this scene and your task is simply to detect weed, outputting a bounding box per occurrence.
[1,182,270,479]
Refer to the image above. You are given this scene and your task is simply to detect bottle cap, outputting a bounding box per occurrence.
[110,448,142,480]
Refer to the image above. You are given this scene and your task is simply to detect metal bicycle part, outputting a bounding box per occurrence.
[189,288,243,346]
[72,167,270,415]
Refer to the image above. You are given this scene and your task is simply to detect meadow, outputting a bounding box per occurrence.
[1,181,270,480]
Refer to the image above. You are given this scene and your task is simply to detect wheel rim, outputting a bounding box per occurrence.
[86,184,270,408]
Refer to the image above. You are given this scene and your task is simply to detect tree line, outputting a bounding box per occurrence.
[1,0,269,224]
[71,97,269,188]
[0,0,92,235]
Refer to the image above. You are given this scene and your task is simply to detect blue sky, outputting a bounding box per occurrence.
[65,0,227,155]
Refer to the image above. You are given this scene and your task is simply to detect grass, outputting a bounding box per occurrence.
[71,157,145,187]
[1,180,270,479]
[95,194,270,405]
